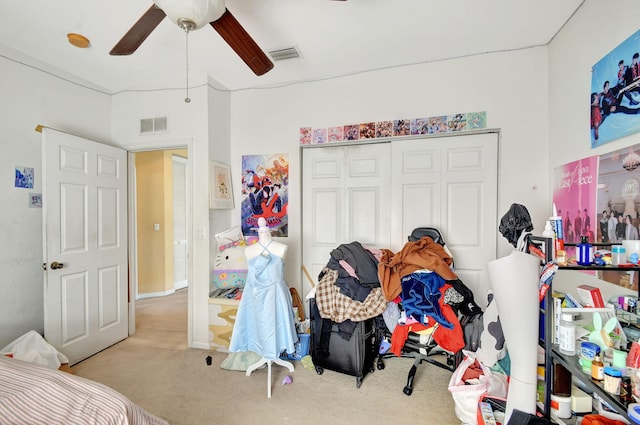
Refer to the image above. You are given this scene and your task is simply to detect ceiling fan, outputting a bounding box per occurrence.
[110,0,274,76]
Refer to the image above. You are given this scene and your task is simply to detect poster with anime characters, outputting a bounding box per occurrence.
[241,153,289,237]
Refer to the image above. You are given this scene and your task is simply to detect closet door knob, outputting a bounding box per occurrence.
[50,261,64,270]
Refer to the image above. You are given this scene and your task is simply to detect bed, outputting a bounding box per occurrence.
[0,355,168,425]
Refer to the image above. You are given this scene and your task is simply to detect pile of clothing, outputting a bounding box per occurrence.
[315,241,388,340]
[314,237,481,352]
[377,236,482,355]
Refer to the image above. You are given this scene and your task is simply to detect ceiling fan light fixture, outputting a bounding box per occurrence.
[67,33,90,48]
[153,0,225,31]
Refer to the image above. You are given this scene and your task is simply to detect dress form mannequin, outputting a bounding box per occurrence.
[230,217,296,397]
[245,217,288,260]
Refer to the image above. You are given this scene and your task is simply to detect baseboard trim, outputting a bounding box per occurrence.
[190,341,210,350]
[137,288,175,300]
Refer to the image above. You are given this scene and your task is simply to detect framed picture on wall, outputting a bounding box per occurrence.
[209,161,234,209]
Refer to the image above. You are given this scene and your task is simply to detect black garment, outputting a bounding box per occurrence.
[601,89,618,116]
[326,257,373,302]
[506,410,552,425]
[600,218,609,243]
[499,203,533,247]
[326,242,380,303]
[445,279,482,316]
[330,242,380,286]
[616,222,627,239]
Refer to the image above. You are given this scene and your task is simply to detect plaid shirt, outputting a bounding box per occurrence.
[315,268,388,323]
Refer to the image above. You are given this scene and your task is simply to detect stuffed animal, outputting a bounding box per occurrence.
[211,227,257,291]
[588,312,617,352]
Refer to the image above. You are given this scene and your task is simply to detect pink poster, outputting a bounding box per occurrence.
[553,156,599,263]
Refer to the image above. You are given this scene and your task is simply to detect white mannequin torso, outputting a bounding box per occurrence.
[245,218,287,260]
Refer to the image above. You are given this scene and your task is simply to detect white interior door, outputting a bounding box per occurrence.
[173,155,188,290]
[42,128,128,365]
[302,143,391,287]
[390,132,499,304]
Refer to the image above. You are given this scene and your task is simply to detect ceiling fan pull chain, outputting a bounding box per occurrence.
[184,28,191,104]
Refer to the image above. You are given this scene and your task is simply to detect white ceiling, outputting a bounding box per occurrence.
[0,0,585,93]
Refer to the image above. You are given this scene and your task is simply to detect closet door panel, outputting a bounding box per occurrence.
[348,187,380,245]
[391,141,441,251]
[447,182,482,246]
[401,183,437,242]
[302,143,390,291]
[312,189,340,246]
[441,134,498,303]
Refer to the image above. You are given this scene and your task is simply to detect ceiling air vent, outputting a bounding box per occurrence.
[140,116,168,134]
[268,46,301,62]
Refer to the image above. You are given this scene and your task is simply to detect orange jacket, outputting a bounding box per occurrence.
[378,237,457,301]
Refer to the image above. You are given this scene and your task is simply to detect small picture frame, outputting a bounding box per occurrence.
[209,161,234,209]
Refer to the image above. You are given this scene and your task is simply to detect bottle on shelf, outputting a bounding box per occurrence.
[621,376,633,402]
[577,236,593,266]
[612,245,626,266]
[591,354,604,381]
[542,221,556,259]
[558,313,576,356]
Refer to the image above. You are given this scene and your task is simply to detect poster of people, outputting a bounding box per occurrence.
[591,29,640,147]
[597,144,640,244]
[240,153,289,237]
[597,144,640,291]
[552,156,598,264]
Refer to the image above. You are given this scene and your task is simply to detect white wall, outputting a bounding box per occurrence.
[208,78,233,253]
[549,0,640,166]
[229,47,551,299]
[0,46,111,346]
[548,0,640,299]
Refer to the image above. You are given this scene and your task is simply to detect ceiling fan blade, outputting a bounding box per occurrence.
[110,5,166,56]
[210,9,274,76]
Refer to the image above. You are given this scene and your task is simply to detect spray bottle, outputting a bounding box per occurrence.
[542,220,556,260]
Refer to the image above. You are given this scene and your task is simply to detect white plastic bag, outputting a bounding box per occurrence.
[0,330,69,369]
[448,350,508,425]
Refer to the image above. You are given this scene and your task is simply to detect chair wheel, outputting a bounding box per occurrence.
[377,360,385,370]
[403,386,413,396]
[315,366,324,375]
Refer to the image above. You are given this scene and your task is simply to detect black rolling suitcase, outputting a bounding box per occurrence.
[309,297,378,388]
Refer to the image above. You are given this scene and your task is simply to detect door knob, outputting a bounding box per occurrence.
[50,261,64,270]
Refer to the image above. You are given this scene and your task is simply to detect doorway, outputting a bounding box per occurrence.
[129,148,189,338]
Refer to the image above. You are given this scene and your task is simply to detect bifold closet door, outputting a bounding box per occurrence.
[302,132,498,304]
[390,132,498,302]
[302,143,391,283]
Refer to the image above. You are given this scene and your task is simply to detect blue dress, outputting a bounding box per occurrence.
[229,243,297,360]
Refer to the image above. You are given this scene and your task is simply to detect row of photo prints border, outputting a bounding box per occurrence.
[300,111,487,145]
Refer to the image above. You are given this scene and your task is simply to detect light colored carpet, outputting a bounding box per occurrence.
[72,290,459,425]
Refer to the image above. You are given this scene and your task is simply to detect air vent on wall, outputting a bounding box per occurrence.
[140,116,168,134]
[268,46,301,62]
